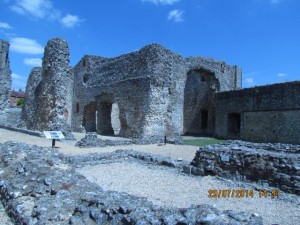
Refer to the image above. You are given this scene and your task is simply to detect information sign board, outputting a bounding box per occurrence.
[43,131,65,139]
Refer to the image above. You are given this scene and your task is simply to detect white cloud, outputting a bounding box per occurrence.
[142,0,180,5]
[11,72,27,91]
[23,58,42,67]
[10,37,44,54]
[10,0,60,20]
[0,22,13,29]
[11,72,21,79]
[168,9,184,22]
[277,73,287,77]
[61,14,82,28]
[9,0,83,27]
[245,77,254,84]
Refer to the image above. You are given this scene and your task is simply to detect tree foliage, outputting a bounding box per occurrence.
[17,98,24,107]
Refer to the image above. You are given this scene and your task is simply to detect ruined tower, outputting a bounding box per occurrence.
[23,38,74,138]
[22,67,42,129]
[37,38,73,132]
[0,39,12,110]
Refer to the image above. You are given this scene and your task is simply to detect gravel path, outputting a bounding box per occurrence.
[0,128,198,161]
[1,128,299,224]
[0,202,13,225]
[77,160,300,225]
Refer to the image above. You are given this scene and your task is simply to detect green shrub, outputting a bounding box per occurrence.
[16,98,24,107]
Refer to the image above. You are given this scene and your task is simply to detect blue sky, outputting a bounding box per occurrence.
[0,0,299,90]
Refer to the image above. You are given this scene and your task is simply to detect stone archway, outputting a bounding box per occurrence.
[96,102,114,135]
[95,94,122,136]
[183,69,218,136]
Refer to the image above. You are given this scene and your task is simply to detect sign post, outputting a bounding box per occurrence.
[43,131,65,148]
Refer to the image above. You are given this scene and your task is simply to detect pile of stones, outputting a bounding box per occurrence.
[188,140,300,195]
[75,132,182,148]
[0,141,263,224]
[75,133,133,147]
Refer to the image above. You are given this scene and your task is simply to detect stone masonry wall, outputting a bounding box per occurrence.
[73,44,241,139]
[23,38,74,139]
[0,141,263,225]
[215,81,300,144]
[22,67,42,129]
[0,39,12,111]
[188,140,300,195]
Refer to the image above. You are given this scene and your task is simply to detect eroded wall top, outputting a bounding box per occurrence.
[0,39,12,110]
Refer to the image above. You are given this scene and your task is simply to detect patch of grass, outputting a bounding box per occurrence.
[183,138,224,146]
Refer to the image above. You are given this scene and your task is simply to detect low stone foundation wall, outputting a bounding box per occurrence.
[188,141,300,195]
[75,132,183,148]
[0,125,43,137]
[0,142,262,224]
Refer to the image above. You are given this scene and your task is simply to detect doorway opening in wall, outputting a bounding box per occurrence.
[183,69,216,136]
[201,110,208,129]
[227,113,241,136]
[96,101,121,136]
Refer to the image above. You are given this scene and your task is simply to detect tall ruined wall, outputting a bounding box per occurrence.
[37,38,73,131]
[139,45,185,139]
[215,81,300,144]
[23,38,74,138]
[181,58,241,136]
[73,44,240,139]
[0,39,12,110]
[72,48,155,137]
[22,67,42,129]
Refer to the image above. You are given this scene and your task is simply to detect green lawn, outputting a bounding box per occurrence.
[183,138,224,146]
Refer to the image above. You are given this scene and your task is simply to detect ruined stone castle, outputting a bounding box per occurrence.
[1,37,299,144]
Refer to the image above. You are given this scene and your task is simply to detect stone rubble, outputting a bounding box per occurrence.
[188,140,300,195]
[75,132,183,148]
[0,141,263,225]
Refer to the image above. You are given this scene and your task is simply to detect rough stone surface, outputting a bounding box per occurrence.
[0,39,12,111]
[22,67,42,129]
[5,36,297,145]
[215,81,300,144]
[22,38,75,139]
[0,142,263,225]
[72,44,241,141]
[0,201,13,225]
[75,132,183,148]
[189,140,300,194]
[75,132,133,147]
[0,108,24,128]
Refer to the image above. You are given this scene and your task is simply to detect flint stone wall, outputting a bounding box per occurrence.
[22,38,74,139]
[188,140,300,195]
[75,132,182,148]
[0,141,263,225]
[215,81,300,144]
[22,67,42,129]
[0,39,12,110]
[72,44,241,139]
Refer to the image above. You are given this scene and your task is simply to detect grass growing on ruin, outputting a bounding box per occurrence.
[183,138,224,146]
